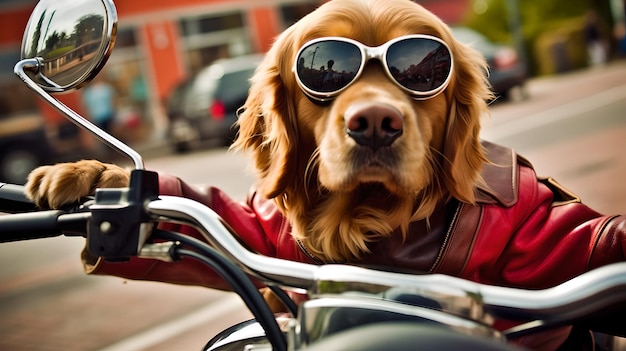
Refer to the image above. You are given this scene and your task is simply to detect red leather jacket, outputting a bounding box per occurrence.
[84,142,626,349]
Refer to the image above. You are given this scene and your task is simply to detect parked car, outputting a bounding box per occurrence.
[451,27,527,100]
[0,114,83,184]
[0,114,47,184]
[166,54,264,152]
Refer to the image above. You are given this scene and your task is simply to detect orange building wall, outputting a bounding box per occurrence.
[142,21,186,101]
[36,92,85,124]
[0,5,35,46]
[248,7,281,53]
[115,0,230,17]
[113,0,282,54]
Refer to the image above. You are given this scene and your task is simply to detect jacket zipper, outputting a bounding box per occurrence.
[428,201,463,273]
[296,239,326,265]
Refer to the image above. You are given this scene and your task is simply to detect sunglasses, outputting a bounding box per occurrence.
[293,35,454,102]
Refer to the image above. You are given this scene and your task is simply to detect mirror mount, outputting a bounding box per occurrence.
[14,0,144,170]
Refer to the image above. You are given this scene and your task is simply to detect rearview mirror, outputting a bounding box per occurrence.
[15,0,144,169]
[19,0,117,92]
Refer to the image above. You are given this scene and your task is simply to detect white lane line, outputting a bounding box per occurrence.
[97,293,243,351]
[481,84,626,141]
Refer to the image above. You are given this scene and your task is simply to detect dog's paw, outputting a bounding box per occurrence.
[25,160,130,209]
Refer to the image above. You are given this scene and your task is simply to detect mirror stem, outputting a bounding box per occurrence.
[14,58,145,170]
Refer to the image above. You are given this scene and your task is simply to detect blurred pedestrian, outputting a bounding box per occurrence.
[584,10,607,66]
[81,73,117,133]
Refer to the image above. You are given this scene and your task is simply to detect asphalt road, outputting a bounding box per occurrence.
[0,60,625,350]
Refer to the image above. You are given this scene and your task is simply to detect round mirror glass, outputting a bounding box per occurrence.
[20,0,117,92]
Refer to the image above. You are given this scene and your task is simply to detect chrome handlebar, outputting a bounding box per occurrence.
[144,195,626,328]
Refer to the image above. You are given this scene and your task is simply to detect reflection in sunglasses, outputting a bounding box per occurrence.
[390,44,451,92]
[296,42,360,93]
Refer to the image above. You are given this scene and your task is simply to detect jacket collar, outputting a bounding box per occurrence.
[474,140,525,207]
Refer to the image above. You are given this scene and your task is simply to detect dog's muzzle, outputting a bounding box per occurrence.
[345,102,403,150]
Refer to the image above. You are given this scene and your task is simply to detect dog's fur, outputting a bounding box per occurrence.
[232,0,492,262]
[26,0,493,263]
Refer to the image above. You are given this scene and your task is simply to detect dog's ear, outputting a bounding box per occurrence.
[441,37,493,204]
[232,28,300,200]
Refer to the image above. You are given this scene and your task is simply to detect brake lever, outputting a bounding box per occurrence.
[86,169,159,261]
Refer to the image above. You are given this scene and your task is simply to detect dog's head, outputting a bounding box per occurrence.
[233,0,492,262]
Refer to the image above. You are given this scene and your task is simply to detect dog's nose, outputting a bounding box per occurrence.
[345,103,403,149]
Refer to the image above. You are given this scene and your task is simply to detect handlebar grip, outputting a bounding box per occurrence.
[0,210,66,242]
[0,183,38,213]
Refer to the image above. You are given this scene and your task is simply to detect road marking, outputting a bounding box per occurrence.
[481,84,626,141]
[96,293,243,351]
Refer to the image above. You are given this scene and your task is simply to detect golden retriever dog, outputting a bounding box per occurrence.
[232,0,491,262]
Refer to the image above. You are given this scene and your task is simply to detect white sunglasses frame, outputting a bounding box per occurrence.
[292,34,454,102]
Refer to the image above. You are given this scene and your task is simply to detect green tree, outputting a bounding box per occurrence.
[464,0,613,75]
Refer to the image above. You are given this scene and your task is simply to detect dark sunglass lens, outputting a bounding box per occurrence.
[296,40,361,93]
[387,38,451,93]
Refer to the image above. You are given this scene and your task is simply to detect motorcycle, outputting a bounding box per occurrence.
[2,0,626,350]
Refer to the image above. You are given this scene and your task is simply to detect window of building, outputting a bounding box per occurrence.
[181,12,244,35]
[278,1,324,29]
[179,11,251,74]
[115,26,138,48]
